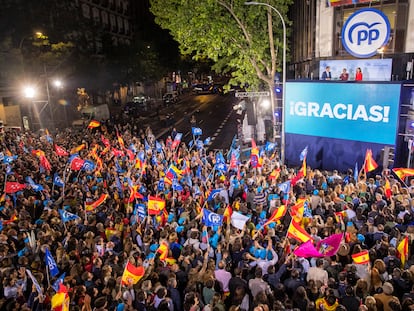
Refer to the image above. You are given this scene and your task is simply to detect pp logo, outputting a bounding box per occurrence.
[342,8,390,58]
[208,213,221,225]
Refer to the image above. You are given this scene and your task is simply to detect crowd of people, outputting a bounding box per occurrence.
[0,119,413,311]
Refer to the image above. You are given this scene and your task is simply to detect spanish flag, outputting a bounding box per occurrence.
[32,149,45,157]
[121,262,145,285]
[0,193,5,203]
[85,193,108,212]
[70,144,86,154]
[364,149,378,173]
[87,120,101,129]
[51,283,70,311]
[105,228,117,241]
[393,168,414,180]
[157,242,169,261]
[269,168,280,180]
[147,196,166,215]
[384,178,392,199]
[287,220,312,243]
[262,205,287,228]
[352,250,370,264]
[117,132,125,149]
[290,199,306,223]
[397,236,409,268]
[223,205,233,224]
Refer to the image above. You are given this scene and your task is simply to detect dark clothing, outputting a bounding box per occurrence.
[341,296,360,311]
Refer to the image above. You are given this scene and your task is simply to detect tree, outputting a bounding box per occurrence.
[149,0,292,96]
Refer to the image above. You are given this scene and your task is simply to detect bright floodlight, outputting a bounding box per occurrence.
[24,86,36,98]
[261,99,270,109]
[53,80,62,88]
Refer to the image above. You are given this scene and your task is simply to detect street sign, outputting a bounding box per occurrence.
[235,91,270,98]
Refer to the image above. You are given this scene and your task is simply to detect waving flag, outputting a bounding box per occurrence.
[155,141,163,153]
[147,196,166,215]
[32,149,45,157]
[352,250,370,264]
[54,144,69,156]
[82,160,95,171]
[3,155,17,164]
[85,193,108,212]
[5,181,26,194]
[290,199,306,222]
[171,133,182,149]
[269,168,280,180]
[250,139,262,168]
[262,205,287,228]
[101,135,110,147]
[192,127,203,136]
[393,168,414,180]
[45,248,59,277]
[121,262,145,285]
[384,177,392,199]
[364,149,378,172]
[26,269,43,296]
[299,146,308,161]
[354,162,359,182]
[265,141,276,152]
[287,220,313,243]
[52,273,66,292]
[397,236,409,268]
[166,165,182,180]
[70,144,86,154]
[39,155,52,171]
[278,181,291,194]
[231,211,250,230]
[51,283,70,311]
[204,137,211,145]
[26,177,44,192]
[87,120,101,129]
[53,173,65,187]
[59,209,80,223]
[70,157,85,171]
[157,242,169,261]
[202,208,223,227]
[293,240,322,258]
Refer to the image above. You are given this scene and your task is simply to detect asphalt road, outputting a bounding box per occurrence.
[150,93,238,151]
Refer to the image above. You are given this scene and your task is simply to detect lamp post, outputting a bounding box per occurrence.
[245,1,286,164]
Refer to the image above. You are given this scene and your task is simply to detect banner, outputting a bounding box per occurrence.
[285,82,400,145]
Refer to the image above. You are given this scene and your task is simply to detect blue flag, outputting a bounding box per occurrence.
[202,209,223,227]
[5,165,12,175]
[172,179,183,191]
[158,179,165,191]
[129,143,137,154]
[196,140,204,149]
[45,248,59,277]
[3,155,17,164]
[300,146,308,161]
[265,141,276,152]
[53,173,64,187]
[59,209,80,223]
[192,127,203,136]
[278,181,291,194]
[82,160,95,171]
[204,137,211,145]
[52,272,66,292]
[26,177,44,192]
[207,189,222,201]
[138,151,145,162]
[188,140,194,148]
[155,141,163,153]
[68,153,79,163]
[354,162,359,182]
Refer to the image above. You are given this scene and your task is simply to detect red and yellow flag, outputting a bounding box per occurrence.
[384,178,392,199]
[121,262,145,285]
[352,250,370,264]
[87,120,101,129]
[397,236,409,268]
[85,193,108,212]
[287,220,313,243]
[262,205,287,228]
[364,149,378,173]
[32,149,45,157]
[290,199,306,223]
[269,168,280,180]
[393,168,414,180]
[147,196,166,215]
[157,242,169,261]
[223,205,233,224]
[70,144,86,154]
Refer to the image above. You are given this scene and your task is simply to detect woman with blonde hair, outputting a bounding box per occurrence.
[364,295,378,311]
[371,259,388,292]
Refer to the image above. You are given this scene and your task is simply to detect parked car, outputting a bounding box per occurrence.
[162,92,178,105]
[208,83,224,95]
[192,84,210,94]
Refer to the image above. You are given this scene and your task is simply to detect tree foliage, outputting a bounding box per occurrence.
[149,0,292,92]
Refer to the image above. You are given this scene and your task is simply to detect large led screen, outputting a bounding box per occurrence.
[285,82,401,145]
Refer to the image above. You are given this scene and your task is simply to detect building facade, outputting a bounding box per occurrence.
[289,0,414,80]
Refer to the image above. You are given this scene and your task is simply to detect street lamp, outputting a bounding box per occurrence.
[245,1,286,164]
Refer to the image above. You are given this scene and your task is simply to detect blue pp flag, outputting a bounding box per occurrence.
[3,155,17,164]
[53,173,64,187]
[26,177,44,192]
[202,209,223,227]
[192,127,203,136]
[59,209,80,223]
[45,248,59,277]
[155,141,163,153]
[52,272,66,292]
[299,146,308,161]
[278,181,291,194]
[172,179,183,191]
[158,179,165,191]
[204,137,211,145]
[82,160,95,171]
[207,189,222,201]
[196,140,204,149]
[265,141,276,152]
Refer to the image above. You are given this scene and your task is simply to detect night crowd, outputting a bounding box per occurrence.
[1,119,414,311]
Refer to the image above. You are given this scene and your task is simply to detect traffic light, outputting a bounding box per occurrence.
[382,146,395,168]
